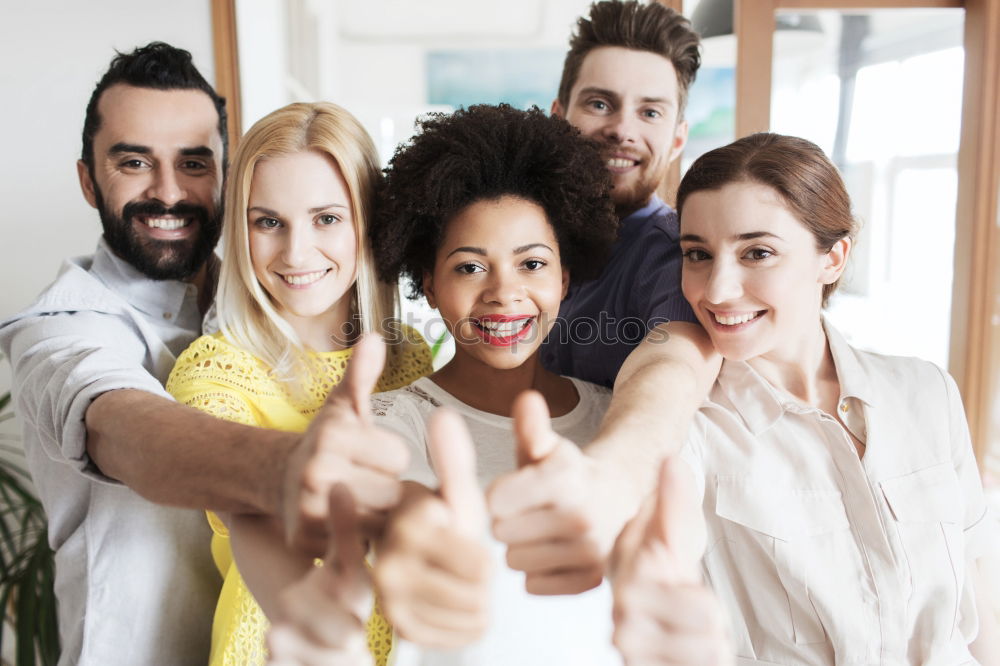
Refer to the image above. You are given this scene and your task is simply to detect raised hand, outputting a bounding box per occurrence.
[487,390,635,595]
[282,333,412,555]
[267,485,374,666]
[374,408,492,648]
[611,457,731,666]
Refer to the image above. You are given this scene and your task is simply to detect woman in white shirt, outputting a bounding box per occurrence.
[612,132,1000,665]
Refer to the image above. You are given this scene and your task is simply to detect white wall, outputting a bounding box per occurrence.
[0,1,216,325]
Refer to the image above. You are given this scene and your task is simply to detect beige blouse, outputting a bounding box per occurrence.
[681,322,999,665]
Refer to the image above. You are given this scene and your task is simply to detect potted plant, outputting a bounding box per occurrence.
[0,363,59,666]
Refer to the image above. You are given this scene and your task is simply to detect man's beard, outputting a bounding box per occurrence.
[610,175,660,216]
[94,184,222,281]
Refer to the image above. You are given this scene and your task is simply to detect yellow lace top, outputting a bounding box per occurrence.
[166,329,432,666]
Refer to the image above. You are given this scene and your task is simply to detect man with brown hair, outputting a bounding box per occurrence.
[491,0,721,598]
[544,0,703,387]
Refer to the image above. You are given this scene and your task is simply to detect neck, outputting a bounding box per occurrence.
[431,350,576,417]
[746,317,839,408]
[283,296,355,353]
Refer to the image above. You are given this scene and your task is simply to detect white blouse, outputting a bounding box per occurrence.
[681,322,1000,665]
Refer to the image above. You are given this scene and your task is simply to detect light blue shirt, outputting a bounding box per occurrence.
[0,239,220,665]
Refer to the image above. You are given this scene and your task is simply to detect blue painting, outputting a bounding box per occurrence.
[427,49,566,111]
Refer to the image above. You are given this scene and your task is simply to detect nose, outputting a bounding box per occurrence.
[281,224,314,267]
[704,259,744,306]
[601,110,637,145]
[146,166,186,207]
[482,267,524,306]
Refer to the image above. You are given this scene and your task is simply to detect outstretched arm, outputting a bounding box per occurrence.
[589,320,719,511]
[87,390,294,514]
[489,322,719,594]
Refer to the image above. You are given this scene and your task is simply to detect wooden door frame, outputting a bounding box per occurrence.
[211,0,242,153]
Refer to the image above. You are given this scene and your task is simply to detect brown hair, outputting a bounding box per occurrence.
[557,0,701,115]
[676,133,858,306]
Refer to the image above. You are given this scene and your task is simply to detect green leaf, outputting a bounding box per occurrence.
[429,330,450,360]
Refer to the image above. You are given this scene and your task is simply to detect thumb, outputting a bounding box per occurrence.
[427,408,486,534]
[324,484,368,588]
[331,333,386,423]
[644,456,702,585]
[512,390,559,468]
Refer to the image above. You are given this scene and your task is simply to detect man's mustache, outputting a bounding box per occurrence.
[122,200,211,222]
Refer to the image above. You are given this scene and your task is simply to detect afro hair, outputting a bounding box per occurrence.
[371,104,619,298]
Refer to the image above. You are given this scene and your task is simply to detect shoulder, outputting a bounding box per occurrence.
[166,333,268,395]
[370,379,441,417]
[570,377,612,409]
[848,345,950,396]
[379,323,433,391]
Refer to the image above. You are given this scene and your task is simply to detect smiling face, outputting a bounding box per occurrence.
[553,46,688,216]
[679,181,849,362]
[78,84,224,280]
[423,196,569,371]
[247,150,358,339]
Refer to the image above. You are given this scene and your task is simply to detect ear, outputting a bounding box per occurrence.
[550,98,565,118]
[560,267,570,300]
[668,118,689,164]
[77,160,99,210]
[422,270,437,309]
[820,237,852,285]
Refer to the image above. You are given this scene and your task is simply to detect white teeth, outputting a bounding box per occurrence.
[714,312,759,326]
[607,158,636,168]
[478,318,531,336]
[145,217,188,230]
[282,270,327,285]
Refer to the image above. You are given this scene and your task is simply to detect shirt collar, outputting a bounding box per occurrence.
[715,317,877,435]
[90,237,203,323]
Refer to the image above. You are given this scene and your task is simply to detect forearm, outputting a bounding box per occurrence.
[86,388,295,514]
[587,321,719,499]
[228,513,315,621]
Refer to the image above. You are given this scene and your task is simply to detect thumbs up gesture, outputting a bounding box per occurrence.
[487,390,635,595]
[283,334,412,554]
[267,485,374,666]
[611,457,732,666]
[373,408,492,648]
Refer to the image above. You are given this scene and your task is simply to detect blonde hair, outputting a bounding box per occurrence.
[216,102,397,387]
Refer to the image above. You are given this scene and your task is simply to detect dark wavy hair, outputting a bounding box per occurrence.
[372,104,619,298]
[81,41,228,173]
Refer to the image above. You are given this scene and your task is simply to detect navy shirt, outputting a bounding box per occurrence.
[542,195,697,387]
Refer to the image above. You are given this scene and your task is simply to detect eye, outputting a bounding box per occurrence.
[455,262,485,275]
[641,108,663,119]
[682,248,710,262]
[586,98,610,112]
[744,247,775,262]
[522,259,547,271]
[180,160,208,171]
[119,159,148,170]
[253,217,281,230]
[317,214,341,226]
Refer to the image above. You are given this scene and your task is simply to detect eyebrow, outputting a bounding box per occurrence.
[680,231,784,243]
[445,242,555,259]
[108,143,216,159]
[576,87,672,106]
[247,204,349,217]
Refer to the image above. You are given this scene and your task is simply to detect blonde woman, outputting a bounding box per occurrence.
[166,102,431,666]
